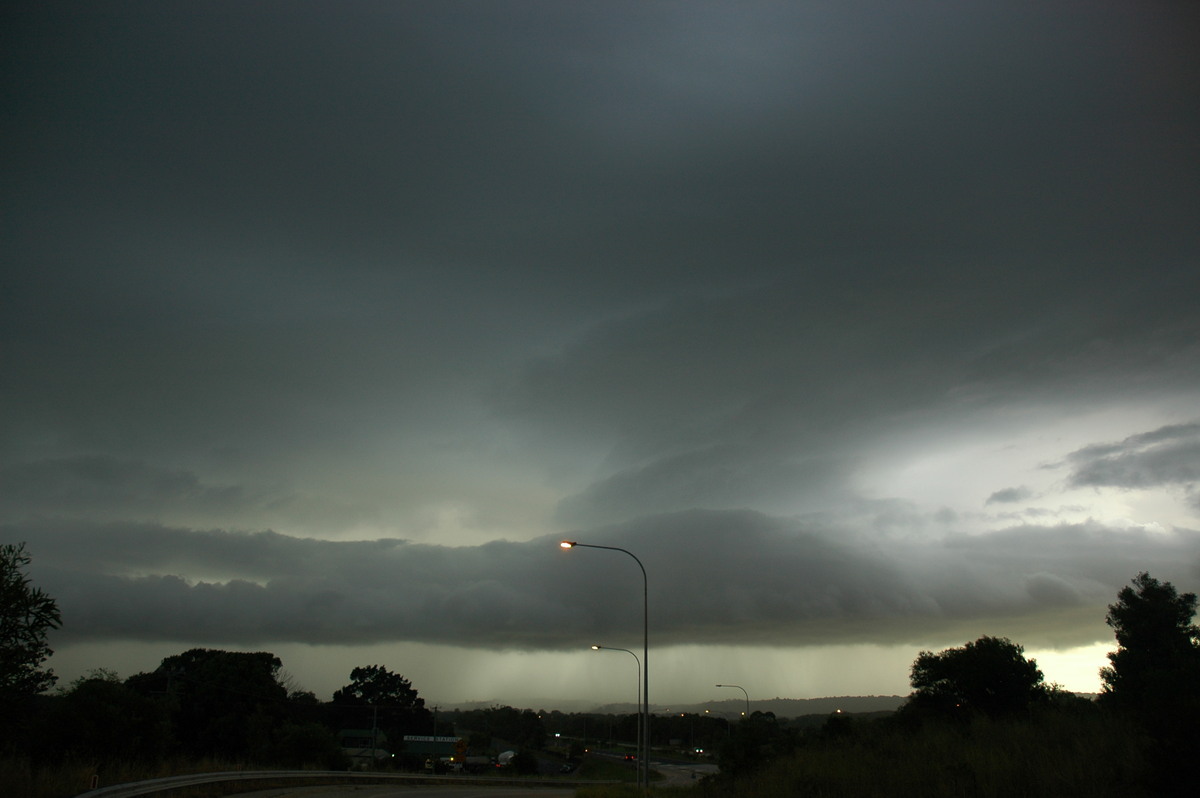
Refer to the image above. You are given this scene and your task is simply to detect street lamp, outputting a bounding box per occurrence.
[715,683,750,718]
[591,645,641,766]
[561,540,649,791]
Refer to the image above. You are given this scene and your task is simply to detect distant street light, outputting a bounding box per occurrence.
[715,683,750,717]
[561,540,649,792]
[591,644,641,765]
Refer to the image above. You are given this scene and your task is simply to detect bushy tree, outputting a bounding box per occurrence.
[1099,573,1199,796]
[127,648,289,759]
[1,541,61,749]
[50,671,172,762]
[717,711,798,777]
[445,705,546,753]
[331,664,432,745]
[0,542,61,703]
[476,705,546,751]
[333,664,426,709]
[1099,572,1200,711]
[908,635,1048,718]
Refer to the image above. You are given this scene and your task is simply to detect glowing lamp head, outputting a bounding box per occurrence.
[560,540,576,549]
[591,645,601,650]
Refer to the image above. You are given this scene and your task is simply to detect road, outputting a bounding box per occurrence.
[221,760,718,797]
[653,759,719,786]
[230,786,575,798]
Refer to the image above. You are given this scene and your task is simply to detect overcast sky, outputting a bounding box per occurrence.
[3,1,1199,709]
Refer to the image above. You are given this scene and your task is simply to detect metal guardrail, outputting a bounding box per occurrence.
[77,769,614,798]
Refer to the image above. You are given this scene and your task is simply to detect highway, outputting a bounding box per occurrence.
[229,787,574,798]
[654,759,719,786]
[78,771,586,798]
[77,756,717,798]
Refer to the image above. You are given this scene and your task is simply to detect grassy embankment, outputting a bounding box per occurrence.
[694,709,1151,798]
[583,706,1153,797]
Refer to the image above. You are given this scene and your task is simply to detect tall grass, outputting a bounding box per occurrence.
[577,787,696,798]
[693,708,1151,798]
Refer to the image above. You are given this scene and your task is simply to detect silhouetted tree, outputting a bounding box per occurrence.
[1099,573,1200,796]
[1100,572,1200,712]
[127,648,288,759]
[333,664,425,709]
[717,711,798,777]
[1,542,61,747]
[331,664,431,746]
[1,543,61,701]
[285,687,324,727]
[908,635,1048,718]
[50,671,172,762]
[820,709,855,741]
[446,705,546,752]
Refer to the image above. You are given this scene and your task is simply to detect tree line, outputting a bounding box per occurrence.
[708,571,1200,797]
[2,646,434,773]
[0,542,551,785]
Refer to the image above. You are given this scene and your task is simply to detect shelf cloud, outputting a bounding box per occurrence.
[4,0,1198,702]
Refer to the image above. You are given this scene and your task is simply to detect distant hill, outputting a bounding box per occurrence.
[457,694,908,717]
[653,695,907,718]
[455,692,1098,717]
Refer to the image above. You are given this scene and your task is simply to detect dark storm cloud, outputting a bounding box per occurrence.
[501,269,1200,526]
[6,1,1198,299]
[3,0,1200,690]
[1067,423,1200,491]
[17,509,1198,651]
[4,0,1197,475]
[0,455,380,536]
[0,455,251,519]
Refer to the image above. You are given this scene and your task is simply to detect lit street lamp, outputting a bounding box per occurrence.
[715,683,750,718]
[591,645,641,767]
[561,540,649,792]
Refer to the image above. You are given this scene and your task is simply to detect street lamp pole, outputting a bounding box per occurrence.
[591,645,641,770]
[715,683,750,718]
[562,541,648,792]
